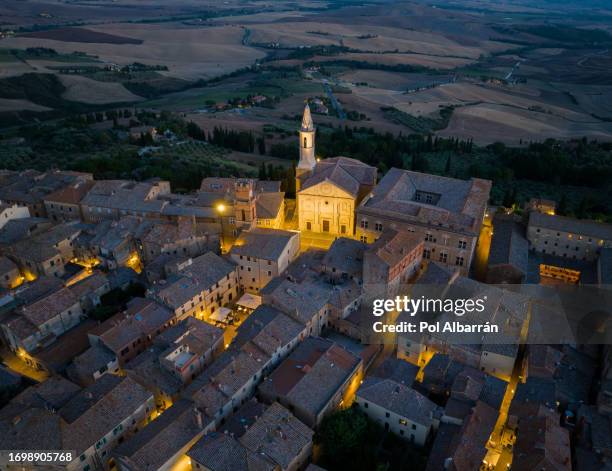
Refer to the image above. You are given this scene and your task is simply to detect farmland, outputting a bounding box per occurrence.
[1,0,611,144]
[0,0,611,217]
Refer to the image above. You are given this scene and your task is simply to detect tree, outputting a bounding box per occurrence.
[502,188,515,208]
[315,406,379,471]
[257,136,266,155]
[577,196,591,219]
[445,154,451,174]
[187,122,206,141]
[557,194,569,216]
[287,162,297,198]
[258,162,268,180]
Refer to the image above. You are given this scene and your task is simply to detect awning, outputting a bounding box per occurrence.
[236,293,262,311]
[209,307,232,323]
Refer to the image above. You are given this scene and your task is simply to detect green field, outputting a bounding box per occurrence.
[0,49,16,62]
[381,106,455,133]
[0,48,99,63]
[147,140,258,175]
[144,70,324,110]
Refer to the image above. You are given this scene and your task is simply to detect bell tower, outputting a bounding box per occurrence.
[234,179,255,230]
[296,103,316,192]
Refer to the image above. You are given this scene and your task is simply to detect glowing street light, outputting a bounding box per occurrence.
[216,203,226,213]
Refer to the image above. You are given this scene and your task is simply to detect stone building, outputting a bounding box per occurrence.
[230,228,300,293]
[363,229,424,298]
[295,104,377,237]
[43,180,95,222]
[0,255,21,289]
[0,202,30,229]
[199,177,286,247]
[486,215,528,284]
[356,168,491,274]
[355,377,441,446]
[148,252,238,321]
[297,156,377,237]
[258,336,363,428]
[527,212,612,262]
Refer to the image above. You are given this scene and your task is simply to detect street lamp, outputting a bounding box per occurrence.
[216,203,227,252]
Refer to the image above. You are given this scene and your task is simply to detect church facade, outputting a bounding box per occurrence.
[296,104,377,236]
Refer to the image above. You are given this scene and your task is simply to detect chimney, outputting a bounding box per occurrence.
[194,408,203,429]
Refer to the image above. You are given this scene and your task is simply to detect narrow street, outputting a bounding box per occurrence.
[472,213,493,281]
[485,303,531,470]
[1,346,48,383]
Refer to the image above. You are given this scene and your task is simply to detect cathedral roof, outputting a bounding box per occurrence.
[299,156,377,197]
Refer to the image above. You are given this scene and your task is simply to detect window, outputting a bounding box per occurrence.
[375,223,383,232]
[306,222,312,231]
[364,402,368,408]
[360,219,368,229]
[399,418,408,426]
[411,424,416,430]
[439,252,448,263]
[458,240,467,249]
[303,137,307,148]
[423,249,431,259]
[455,256,464,267]
[425,233,435,242]
[385,412,390,418]
[360,236,368,243]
